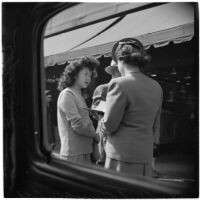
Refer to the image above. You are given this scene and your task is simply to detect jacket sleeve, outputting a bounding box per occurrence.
[59,92,96,138]
[99,80,127,135]
[92,86,102,108]
[153,90,163,144]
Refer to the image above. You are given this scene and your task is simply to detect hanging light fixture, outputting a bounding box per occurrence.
[170,67,177,75]
[184,72,191,79]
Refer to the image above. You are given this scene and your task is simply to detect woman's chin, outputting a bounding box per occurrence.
[82,85,88,89]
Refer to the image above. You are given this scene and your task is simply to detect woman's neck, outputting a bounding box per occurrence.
[124,64,140,76]
[69,84,82,95]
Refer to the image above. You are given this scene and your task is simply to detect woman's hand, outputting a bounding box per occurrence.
[96,119,109,137]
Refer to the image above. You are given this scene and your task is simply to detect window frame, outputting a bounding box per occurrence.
[7,2,197,197]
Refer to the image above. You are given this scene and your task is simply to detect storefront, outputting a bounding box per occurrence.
[43,3,197,147]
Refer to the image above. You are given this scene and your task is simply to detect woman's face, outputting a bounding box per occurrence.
[117,60,125,76]
[75,67,92,89]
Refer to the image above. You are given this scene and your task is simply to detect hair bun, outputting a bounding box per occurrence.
[129,52,151,67]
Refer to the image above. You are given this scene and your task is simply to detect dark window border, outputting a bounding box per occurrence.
[3,2,198,198]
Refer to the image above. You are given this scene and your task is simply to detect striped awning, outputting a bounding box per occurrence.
[44,3,194,67]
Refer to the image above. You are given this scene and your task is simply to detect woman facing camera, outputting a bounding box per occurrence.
[57,56,100,164]
[98,38,163,177]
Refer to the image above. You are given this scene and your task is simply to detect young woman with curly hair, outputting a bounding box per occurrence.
[57,56,100,164]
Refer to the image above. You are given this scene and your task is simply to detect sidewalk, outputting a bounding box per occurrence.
[52,142,197,182]
[154,144,196,181]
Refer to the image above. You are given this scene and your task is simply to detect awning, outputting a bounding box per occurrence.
[44,17,118,57]
[44,3,152,38]
[44,3,194,67]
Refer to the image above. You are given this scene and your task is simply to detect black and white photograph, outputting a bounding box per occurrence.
[3,2,199,198]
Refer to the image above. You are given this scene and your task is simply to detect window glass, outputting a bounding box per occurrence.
[43,3,197,183]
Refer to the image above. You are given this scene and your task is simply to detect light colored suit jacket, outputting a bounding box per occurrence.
[100,72,163,163]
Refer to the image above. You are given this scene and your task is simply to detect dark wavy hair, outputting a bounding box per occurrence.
[115,41,151,68]
[57,56,99,91]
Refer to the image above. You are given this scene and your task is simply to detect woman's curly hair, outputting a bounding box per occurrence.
[57,56,99,91]
[115,40,151,68]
